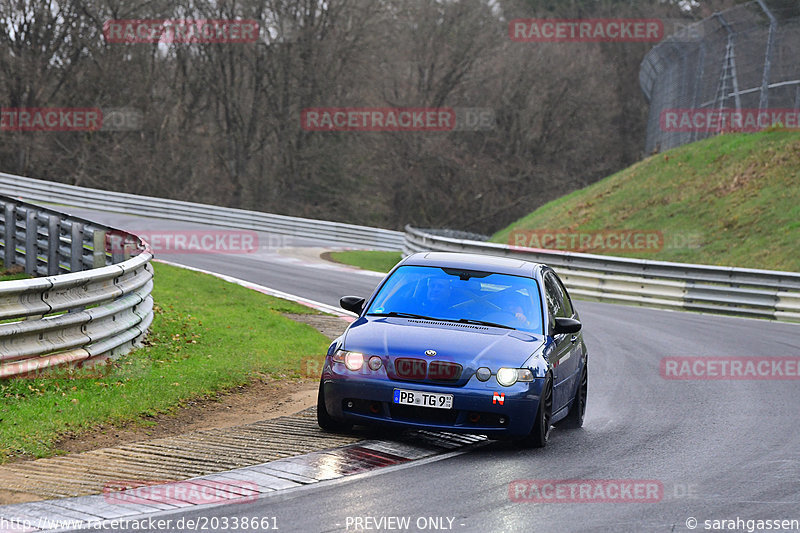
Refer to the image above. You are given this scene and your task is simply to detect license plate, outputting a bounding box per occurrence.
[393,389,453,410]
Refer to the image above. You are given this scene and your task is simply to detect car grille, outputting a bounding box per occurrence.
[393,358,462,382]
[395,358,427,380]
[428,361,461,382]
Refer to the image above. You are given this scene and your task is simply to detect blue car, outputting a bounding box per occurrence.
[317,252,588,447]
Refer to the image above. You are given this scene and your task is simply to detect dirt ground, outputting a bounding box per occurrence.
[43,313,349,459]
[0,377,321,504]
[53,378,320,455]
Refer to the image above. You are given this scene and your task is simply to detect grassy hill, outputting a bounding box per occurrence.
[492,130,800,272]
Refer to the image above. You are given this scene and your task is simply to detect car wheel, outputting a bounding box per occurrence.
[317,381,352,432]
[560,362,587,429]
[515,376,552,448]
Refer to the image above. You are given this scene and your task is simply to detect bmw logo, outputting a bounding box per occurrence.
[425,349,437,357]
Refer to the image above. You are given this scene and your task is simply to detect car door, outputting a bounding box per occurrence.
[547,271,582,413]
[544,272,573,412]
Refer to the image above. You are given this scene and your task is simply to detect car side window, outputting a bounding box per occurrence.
[545,272,570,319]
[544,274,562,322]
[553,274,574,318]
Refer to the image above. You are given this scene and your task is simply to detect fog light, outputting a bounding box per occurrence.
[368,356,383,371]
[475,367,491,381]
[369,402,381,414]
[468,413,481,423]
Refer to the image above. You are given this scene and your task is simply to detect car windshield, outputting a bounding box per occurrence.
[365,265,543,334]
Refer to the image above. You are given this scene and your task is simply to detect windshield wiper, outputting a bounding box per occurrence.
[367,311,439,320]
[367,312,514,330]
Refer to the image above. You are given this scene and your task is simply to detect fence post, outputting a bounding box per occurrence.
[25,209,36,275]
[93,229,107,268]
[70,222,83,272]
[692,40,706,144]
[110,232,124,264]
[47,214,60,276]
[756,0,777,111]
[3,202,14,269]
[713,14,742,114]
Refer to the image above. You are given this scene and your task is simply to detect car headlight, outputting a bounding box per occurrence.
[332,350,364,371]
[345,352,364,371]
[496,368,534,386]
[496,367,518,386]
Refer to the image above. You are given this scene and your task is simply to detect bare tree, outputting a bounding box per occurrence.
[0,0,704,234]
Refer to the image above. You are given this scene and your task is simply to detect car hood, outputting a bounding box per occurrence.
[343,316,544,385]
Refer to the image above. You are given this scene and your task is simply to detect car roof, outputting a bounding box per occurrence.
[400,252,542,278]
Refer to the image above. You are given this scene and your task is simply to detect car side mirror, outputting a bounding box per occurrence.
[340,296,366,315]
[553,317,582,335]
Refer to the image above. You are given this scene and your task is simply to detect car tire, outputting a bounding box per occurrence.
[515,376,552,448]
[559,362,587,429]
[317,381,352,432]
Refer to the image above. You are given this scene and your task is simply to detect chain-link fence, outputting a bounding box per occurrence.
[640,0,800,154]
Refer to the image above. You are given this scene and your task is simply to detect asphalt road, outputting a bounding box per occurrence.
[61,206,384,305]
[58,207,800,533]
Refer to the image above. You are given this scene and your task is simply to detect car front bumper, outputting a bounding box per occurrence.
[321,361,546,438]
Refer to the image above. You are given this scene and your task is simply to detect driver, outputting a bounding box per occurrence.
[494,290,535,328]
[419,277,453,315]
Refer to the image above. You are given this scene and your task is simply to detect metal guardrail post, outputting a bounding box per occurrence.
[47,214,59,276]
[24,209,36,275]
[110,232,124,264]
[70,222,83,272]
[93,230,107,268]
[3,202,13,268]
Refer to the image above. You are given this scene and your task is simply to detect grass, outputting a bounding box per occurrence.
[327,250,402,273]
[0,262,331,462]
[492,130,800,272]
[0,261,29,281]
